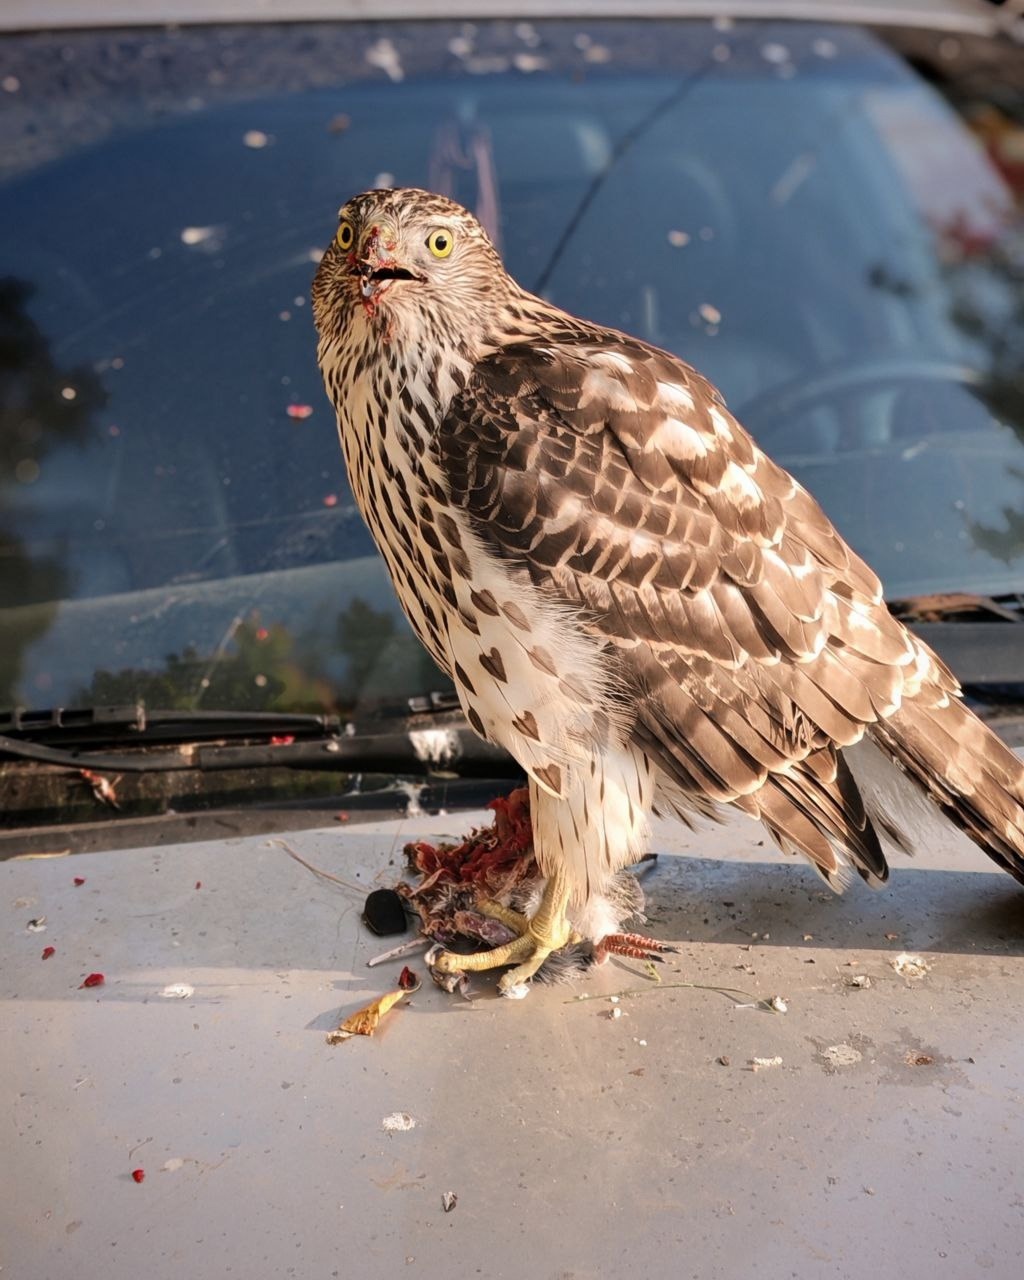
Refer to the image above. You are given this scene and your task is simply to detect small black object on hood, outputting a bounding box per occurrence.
[363,887,408,936]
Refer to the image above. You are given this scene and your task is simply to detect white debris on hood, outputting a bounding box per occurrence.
[391,779,426,818]
[892,952,931,979]
[823,1043,863,1068]
[381,1112,416,1133]
[408,728,459,769]
[367,937,429,969]
[242,130,270,148]
[365,38,405,83]
[160,983,195,1000]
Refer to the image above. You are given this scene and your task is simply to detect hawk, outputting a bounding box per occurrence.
[313,188,1024,995]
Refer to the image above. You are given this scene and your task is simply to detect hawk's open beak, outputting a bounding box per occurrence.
[354,221,420,304]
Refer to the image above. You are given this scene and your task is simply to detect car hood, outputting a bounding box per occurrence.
[4,805,1024,1276]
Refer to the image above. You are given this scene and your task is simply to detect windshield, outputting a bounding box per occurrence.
[2,18,1023,717]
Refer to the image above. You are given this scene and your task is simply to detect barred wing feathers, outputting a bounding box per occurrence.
[437,333,1024,887]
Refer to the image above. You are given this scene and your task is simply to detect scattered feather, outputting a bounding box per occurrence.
[367,937,429,968]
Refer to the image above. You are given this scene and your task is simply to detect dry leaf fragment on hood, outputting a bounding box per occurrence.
[326,974,420,1044]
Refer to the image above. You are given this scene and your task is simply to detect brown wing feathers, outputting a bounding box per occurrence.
[438,329,1024,887]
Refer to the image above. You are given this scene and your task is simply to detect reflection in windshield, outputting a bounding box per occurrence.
[0,277,108,703]
[2,18,1023,715]
[78,596,441,715]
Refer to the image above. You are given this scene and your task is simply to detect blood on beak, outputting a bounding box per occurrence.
[351,221,419,314]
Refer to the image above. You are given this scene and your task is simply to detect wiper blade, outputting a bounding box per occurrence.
[889,592,1024,623]
[0,704,343,745]
[0,704,518,779]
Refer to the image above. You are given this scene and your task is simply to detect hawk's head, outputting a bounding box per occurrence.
[312,187,507,350]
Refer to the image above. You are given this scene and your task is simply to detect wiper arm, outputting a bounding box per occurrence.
[889,592,1024,624]
[889,593,1024,685]
[0,704,518,778]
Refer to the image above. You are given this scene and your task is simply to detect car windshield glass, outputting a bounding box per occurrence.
[2,18,1023,717]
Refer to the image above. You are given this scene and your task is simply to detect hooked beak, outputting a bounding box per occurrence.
[352,221,422,305]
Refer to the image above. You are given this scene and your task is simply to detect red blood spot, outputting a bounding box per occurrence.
[79,972,105,989]
[255,627,270,641]
[41,946,55,960]
[322,493,338,507]
[195,881,202,890]
[270,734,295,746]
[398,966,418,991]
[286,403,314,420]
[131,1169,145,1184]
[73,876,86,886]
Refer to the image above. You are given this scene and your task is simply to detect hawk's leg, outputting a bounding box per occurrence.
[431,866,577,995]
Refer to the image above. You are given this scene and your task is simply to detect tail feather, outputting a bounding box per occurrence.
[865,694,1024,886]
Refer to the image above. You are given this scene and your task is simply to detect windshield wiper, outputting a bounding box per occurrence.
[889,592,1024,624]
[889,592,1024,685]
[0,704,518,778]
[1,704,342,743]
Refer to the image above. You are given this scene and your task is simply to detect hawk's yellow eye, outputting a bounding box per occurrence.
[336,220,355,252]
[426,229,454,259]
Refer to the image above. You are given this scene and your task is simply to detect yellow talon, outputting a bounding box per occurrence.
[429,870,572,994]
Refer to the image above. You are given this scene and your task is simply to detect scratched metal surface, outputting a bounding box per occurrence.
[3,811,1024,1279]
